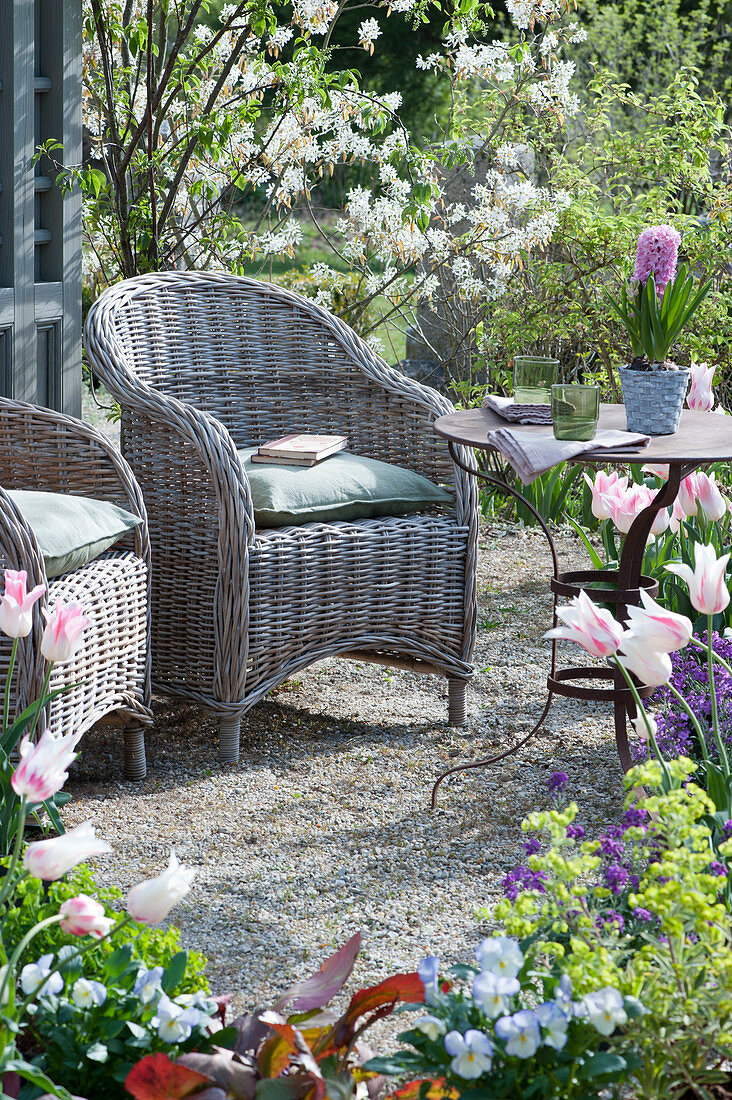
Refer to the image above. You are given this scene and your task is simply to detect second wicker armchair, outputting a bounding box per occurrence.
[84,271,478,763]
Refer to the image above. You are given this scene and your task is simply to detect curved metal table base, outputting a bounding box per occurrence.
[431,443,701,807]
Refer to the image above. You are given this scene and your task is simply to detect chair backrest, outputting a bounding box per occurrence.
[92,271,454,482]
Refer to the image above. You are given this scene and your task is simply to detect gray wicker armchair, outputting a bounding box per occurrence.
[0,399,152,778]
[84,271,478,763]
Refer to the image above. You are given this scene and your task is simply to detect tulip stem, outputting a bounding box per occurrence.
[611,658,674,790]
[3,637,18,735]
[0,797,28,911]
[27,663,54,743]
[666,682,712,768]
[707,615,731,778]
[0,912,64,1014]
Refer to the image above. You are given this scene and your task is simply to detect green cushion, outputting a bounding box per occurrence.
[238,448,452,529]
[8,490,143,579]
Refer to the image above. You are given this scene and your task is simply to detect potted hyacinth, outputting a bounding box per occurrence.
[604,225,712,435]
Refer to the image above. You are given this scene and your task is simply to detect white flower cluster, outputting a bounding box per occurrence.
[505,0,571,30]
[358,18,381,50]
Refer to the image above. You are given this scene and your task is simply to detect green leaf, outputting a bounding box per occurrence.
[565,515,605,569]
[161,949,188,993]
[255,1079,301,1100]
[580,1051,628,1079]
[623,995,648,1018]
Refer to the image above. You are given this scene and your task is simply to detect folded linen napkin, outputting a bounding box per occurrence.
[482,393,553,425]
[491,428,651,485]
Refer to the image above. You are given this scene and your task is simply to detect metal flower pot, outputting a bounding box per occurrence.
[618,366,690,436]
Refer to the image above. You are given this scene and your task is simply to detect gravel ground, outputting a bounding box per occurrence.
[63,405,628,1019]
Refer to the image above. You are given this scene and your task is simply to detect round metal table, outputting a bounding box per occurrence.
[430,404,732,805]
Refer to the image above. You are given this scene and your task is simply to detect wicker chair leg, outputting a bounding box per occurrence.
[447,679,468,727]
[123,725,147,780]
[218,716,242,764]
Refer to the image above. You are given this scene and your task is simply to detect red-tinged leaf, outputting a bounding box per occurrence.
[125,1053,212,1100]
[259,1011,326,1100]
[258,1031,298,1078]
[390,1079,460,1100]
[344,973,425,1026]
[273,933,362,1012]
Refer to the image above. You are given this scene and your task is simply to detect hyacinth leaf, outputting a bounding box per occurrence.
[644,275,666,361]
[124,1053,212,1100]
[273,933,361,1012]
[665,279,714,347]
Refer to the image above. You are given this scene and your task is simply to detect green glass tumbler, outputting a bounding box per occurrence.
[551,384,600,442]
[512,356,560,405]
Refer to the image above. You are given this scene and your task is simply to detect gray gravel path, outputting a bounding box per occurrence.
[63,417,627,1016]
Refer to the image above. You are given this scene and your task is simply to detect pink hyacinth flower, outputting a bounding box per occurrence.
[667,542,731,616]
[687,362,715,412]
[40,601,91,664]
[11,728,82,802]
[0,569,45,639]
[632,225,681,299]
[59,895,114,939]
[544,590,624,659]
[24,821,111,881]
[624,589,692,653]
[582,470,628,521]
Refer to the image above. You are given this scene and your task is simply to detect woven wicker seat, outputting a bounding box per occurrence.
[84,271,478,763]
[0,399,152,779]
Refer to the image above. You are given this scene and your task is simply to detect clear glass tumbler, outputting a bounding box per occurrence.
[551,384,600,442]
[513,356,560,405]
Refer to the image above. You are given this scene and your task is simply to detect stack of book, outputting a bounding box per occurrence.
[251,433,348,467]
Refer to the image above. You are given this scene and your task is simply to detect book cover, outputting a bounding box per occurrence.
[257,433,347,460]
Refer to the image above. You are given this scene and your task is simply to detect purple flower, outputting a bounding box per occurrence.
[709,861,728,877]
[599,836,625,859]
[502,864,547,902]
[603,863,630,894]
[621,807,648,830]
[523,837,541,856]
[547,772,568,795]
[723,820,732,840]
[632,225,680,298]
[566,822,585,840]
[633,908,654,923]
[596,909,625,933]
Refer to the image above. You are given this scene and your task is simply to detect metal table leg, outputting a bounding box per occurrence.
[431,450,700,806]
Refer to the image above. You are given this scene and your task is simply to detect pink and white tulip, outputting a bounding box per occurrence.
[59,895,114,939]
[40,601,91,664]
[0,570,45,639]
[544,590,624,659]
[630,712,658,743]
[677,474,699,518]
[669,497,687,536]
[583,471,628,521]
[602,484,652,535]
[23,821,111,881]
[696,472,728,522]
[687,362,716,412]
[624,589,692,653]
[666,542,731,616]
[11,728,83,802]
[642,463,669,481]
[617,634,673,687]
[126,850,196,925]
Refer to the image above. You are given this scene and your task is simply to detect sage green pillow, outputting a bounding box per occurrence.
[238,447,452,529]
[8,490,143,578]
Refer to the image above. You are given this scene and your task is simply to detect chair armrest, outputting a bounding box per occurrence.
[0,398,152,567]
